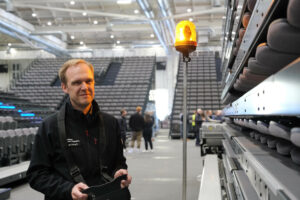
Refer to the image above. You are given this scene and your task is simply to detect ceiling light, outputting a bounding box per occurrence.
[110,35,114,39]
[150,34,154,38]
[82,12,87,16]
[110,23,114,27]
[93,20,98,25]
[8,43,11,46]
[117,0,132,4]
[80,41,84,45]
[187,8,192,13]
[189,18,193,21]
[70,35,75,40]
[32,13,37,17]
[116,40,120,44]
[47,21,52,26]
[70,1,75,5]
[134,9,139,14]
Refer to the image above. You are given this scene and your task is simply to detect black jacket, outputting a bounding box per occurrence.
[27,100,127,200]
[129,112,144,132]
[118,116,127,136]
[143,120,153,137]
[195,113,203,127]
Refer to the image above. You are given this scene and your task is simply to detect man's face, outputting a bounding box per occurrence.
[62,63,95,111]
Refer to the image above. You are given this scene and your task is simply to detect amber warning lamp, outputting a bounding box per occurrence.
[175,20,197,60]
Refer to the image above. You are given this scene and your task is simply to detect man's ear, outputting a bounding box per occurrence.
[61,82,68,94]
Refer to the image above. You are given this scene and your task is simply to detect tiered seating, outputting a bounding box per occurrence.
[114,57,154,85]
[8,56,153,120]
[0,127,38,167]
[95,56,155,118]
[13,86,65,109]
[0,95,40,167]
[170,51,223,136]
[0,116,17,130]
[1,91,51,128]
[95,85,149,117]
[11,58,111,110]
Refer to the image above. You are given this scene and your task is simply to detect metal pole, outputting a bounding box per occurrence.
[182,57,189,200]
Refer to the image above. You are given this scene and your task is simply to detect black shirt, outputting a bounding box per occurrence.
[129,112,145,131]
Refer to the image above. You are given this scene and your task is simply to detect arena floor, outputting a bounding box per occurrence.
[8,129,203,200]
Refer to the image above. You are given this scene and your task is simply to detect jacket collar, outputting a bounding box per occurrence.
[65,98,100,122]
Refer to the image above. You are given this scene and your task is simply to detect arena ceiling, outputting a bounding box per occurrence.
[0,0,225,56]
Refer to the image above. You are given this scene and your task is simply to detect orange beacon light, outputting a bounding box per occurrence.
[175,21,197,58]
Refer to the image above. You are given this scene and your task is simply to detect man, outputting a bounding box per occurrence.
[129,106,144,151]
[180,111,189,139]
[205,110,213,121]
[191,110,196,135]
[210,110,224,123]
[118,109,128,151]
[195,108,204,146]
[27,59,131,200]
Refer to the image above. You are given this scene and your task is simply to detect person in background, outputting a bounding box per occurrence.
[143,113,154,152]
[149,111,156,137]
[191,110,197,136]
[119,109,128,151]
[195,108,205,146]
[129,106,145,152]
[210,110,224,123]
[27,59,131,200]
[205,110,213,122]
[180,111,189,139]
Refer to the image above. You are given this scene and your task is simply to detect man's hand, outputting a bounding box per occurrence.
[114,169,132,188]
[71,182,89,200]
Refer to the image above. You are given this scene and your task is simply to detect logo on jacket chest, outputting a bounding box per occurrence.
[66,138,81,147]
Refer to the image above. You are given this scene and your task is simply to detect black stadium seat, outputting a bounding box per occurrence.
[255,43,299,72]
[291,148,300,165]
[247,57,275,75]
[267,19,300,54]
[267,137,278,149]
[287,0,300,29]
[290,127,300,147]
[269,121,291,141]
[276,141,293,156]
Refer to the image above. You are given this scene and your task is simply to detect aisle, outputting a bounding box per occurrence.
[126,129,203,200]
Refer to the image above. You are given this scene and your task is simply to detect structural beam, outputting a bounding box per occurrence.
[164,6,225,20]
[137,0,169,53]
[0,8,70,57]
[13,3,148,20]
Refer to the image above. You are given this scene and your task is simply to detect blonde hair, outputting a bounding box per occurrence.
[136,106,142,112]
[59,59,94,84]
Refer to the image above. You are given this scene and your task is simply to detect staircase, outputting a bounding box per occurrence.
[97,62,121,85]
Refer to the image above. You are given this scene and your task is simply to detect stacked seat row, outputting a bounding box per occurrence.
[0,127,38,167]
[170,51,223,136]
